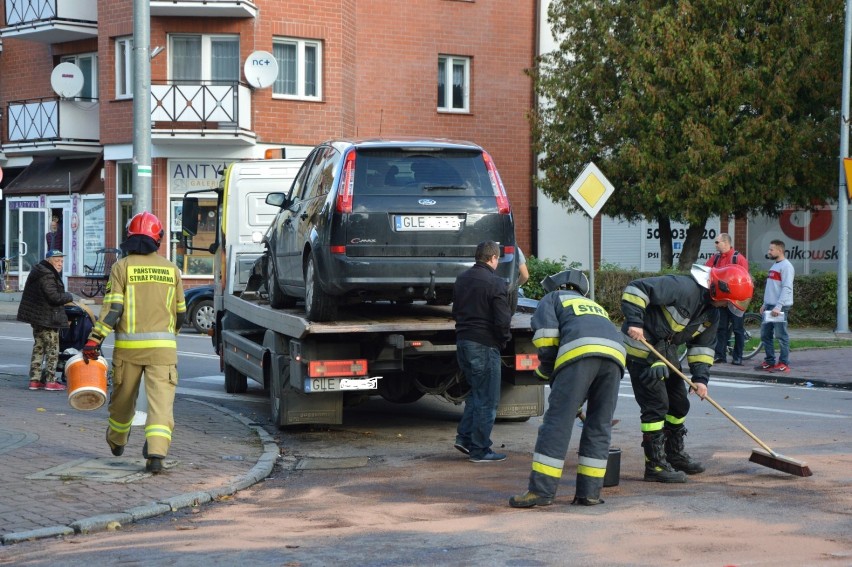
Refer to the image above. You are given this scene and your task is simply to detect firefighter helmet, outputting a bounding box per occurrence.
[127,211,164,245]
[708,264,753,312]
[541,269,590,296]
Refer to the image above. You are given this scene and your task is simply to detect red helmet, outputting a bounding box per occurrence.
[709,265,753,312]
[127,211,164,244]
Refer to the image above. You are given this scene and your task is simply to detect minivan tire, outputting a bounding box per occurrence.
[266,254,295,309]
[304,252,338,321]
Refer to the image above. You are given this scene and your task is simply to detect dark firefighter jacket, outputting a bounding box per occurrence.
[532,289,626,380]
[620,274,718,385]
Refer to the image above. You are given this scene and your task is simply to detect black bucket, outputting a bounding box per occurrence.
[603,447,621,487]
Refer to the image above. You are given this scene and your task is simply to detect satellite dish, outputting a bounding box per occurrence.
[243,51,278,89]
[51,62,84,98]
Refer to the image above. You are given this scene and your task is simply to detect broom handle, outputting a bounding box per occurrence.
[639,338,776,456]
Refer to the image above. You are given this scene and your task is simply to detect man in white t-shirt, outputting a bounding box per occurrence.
[754,240,794,373]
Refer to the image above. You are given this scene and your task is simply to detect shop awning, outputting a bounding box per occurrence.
[2,156,103,196]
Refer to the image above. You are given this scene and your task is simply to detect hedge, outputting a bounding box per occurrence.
[523,256,845,327]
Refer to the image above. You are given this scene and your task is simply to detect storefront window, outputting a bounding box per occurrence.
[172,197,216,275]
[82,197,106,269]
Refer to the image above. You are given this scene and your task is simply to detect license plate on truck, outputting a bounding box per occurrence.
[304,377,380,393]
[394,215,462,231]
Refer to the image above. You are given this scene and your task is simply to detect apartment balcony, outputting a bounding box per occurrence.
[3,97,101,156]
[151,81,255,146]
[0,0,97,43]
[150,0,257,18]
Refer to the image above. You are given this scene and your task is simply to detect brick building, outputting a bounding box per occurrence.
[0,0,536,292]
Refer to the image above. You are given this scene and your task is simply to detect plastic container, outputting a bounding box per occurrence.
[65,353,108,411]
[603,447,621,487]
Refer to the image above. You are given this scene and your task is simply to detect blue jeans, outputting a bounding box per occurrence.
[456,339,502,458]
[761,308,790,365]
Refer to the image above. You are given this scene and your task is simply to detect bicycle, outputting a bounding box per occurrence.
[678,312,763,363]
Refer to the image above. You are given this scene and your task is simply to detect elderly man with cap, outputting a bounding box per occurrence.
[17,250,73,391]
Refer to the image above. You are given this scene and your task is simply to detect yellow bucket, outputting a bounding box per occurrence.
[65,353,108,411]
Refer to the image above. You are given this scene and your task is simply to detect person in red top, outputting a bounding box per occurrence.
[705,233,749,364]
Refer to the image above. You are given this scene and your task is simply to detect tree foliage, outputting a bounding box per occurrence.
[532,0,844,268]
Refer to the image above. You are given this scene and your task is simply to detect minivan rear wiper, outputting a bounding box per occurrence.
[422,185,467,191]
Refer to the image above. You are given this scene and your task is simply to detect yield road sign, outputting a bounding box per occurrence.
[568,162,614,218]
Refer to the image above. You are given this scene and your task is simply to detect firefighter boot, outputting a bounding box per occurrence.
[642,432,687,483]
[665,426,705,474]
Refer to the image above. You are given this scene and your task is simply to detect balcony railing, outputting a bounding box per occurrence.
[3,97,101,155]
[151,81,255,145]
[150,0,257,18]
[1,0,97,43]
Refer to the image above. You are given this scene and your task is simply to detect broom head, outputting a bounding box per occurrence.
[749,448,813,477]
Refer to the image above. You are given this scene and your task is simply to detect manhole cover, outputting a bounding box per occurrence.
[27,457,178,483]
[0,428,39,455]
[294,456,369,470]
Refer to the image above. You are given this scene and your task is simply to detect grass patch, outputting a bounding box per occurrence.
[789,339,852,350]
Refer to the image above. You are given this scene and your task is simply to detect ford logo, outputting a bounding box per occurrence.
[418,199,437,206]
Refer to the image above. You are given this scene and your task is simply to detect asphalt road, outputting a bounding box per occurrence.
[1,319,850,565]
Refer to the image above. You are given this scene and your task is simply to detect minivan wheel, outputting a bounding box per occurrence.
[304,253,338,321]
[266,254,295,309]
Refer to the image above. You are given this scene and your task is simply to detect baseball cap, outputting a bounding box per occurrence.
[45,250,65,259]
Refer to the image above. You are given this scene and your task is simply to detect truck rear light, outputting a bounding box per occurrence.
[482,151,511,215]
[515,353,539,371]
[309,359,368,377]
[336,151,356,213]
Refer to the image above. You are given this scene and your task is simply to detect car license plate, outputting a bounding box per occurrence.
[394,215,462,231]
[304,377,380,393]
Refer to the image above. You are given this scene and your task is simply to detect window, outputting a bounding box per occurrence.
[438,55,470,112]
[169,35,240,83]
[273,38,322,100]
[115,37,133,99]
[116,163,133,244]
[60,53,98,99]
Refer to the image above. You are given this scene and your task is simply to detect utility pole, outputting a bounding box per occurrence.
[132,0,152,214]
[837,0,852,334]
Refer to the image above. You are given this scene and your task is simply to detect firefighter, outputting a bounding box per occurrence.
[622,264,753,483]
[509,270,626,508]
[82,212,186,474]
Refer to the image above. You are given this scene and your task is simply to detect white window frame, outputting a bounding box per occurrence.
[115,37,134,99]
[116,162,133,245]
[438,55,470,113]
[60,52,99,100]
[168,34,240,82]
[272,37,323,101]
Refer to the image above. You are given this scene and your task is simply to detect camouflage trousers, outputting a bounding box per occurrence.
[29,325,60,383]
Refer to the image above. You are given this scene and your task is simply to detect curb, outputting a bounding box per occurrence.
[0,399,280,546]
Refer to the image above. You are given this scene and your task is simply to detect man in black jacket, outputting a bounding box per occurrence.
[17,250,73,391]
[452,241,512,463]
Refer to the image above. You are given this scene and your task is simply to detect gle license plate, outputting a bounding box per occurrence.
[304,377,379,393]
[394,215,462,231]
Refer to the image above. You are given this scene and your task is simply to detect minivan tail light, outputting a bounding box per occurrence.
[482,151,511,215]
[336,151,357,213]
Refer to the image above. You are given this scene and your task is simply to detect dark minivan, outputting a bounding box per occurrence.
[263,138,518,321]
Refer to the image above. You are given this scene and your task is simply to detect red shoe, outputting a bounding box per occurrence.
[28,380,44,390]
[44,381,67,391]
[771,363,790,373]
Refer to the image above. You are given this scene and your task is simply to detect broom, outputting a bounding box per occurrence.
[639,338,812,477]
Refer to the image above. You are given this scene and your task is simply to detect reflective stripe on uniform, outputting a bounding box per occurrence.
[686,346,715,365]
[662,305,689,332]
[623,335,651,359]
[532,452,564,478]
[554,337,627,369]
[103,292,123,305]
[166,286,176,333]
[641,421,665,432]
[577,455,608,478]
[622,285,649,309]
[532,327,560,348]
[115,331,178,349]
[666,414,686,426]
[126,285,137,334]
[109,417,132,434]
[145,424,172,441]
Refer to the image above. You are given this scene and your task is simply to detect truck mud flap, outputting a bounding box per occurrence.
[279,389,343,426]
[496,383,544,419]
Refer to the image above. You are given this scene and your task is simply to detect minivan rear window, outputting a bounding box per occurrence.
[354,149,493,197]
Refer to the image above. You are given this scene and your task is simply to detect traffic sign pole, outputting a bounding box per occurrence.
[568,162,615,300]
